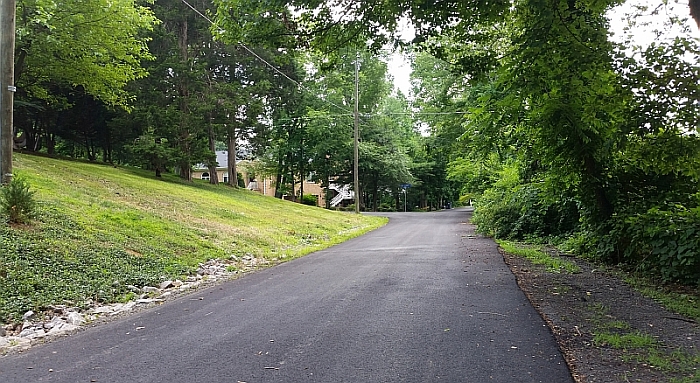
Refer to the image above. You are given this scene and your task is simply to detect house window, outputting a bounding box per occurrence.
[223,173,229,183]
[201,172,210,181]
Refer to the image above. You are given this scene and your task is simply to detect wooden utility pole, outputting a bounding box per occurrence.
[353,53,360,214]
[0,0,16,184]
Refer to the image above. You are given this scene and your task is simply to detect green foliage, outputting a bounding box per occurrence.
[622,274,700,323]
[586,304,699,381]
[377,203,395,212]
[300,194,318,206]
[588,201,700,285]
[472,163,580,240]
[128,130,175,177]
[0,174,37,224]
[15,0,157,106]
[405,0,700,285]
[593,331,656,349]
[498,240,580,274]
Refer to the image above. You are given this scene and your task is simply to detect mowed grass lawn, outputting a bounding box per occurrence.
[0,153,386,322]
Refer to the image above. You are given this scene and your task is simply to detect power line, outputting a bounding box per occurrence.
[179,0,470,131]
[387,111,469,116]
[179,0,354,116]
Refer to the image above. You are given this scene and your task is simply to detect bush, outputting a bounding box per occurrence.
[591,201,700,285]
[300,194,318,206]
[472,164,580,240]
[1,174,36,224]
[377,203,395,212]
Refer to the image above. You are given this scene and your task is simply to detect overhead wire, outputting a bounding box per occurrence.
[180,0,471,131]
[179,0,356,117]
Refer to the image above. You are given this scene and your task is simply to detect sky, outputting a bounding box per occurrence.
[385,17,415,97]
[385,0,698,97]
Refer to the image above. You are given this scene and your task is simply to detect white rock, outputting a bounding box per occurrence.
[173,279,183,287]
[127,285,141,293]
[44,316,65,330]
[159,280,174,290]
[66,312,85,326]
[0,337,9,348]
[6,337,31,351]
[110,303,125,312]
[47,323,78,337]
[19,327,37,338]
[33,329,47,339]
[142,286,159,293]
[91,306,114,315]
[110,302,136,316]
[22,311,35,321]
[136,298,164,304]
[159,292,172,299]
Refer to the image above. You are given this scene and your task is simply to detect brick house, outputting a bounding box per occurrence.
[193,151,347,208]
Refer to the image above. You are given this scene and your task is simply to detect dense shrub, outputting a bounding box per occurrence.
[472,165,580,240]
[301,194,318,206]
[377,203,395,212]
[590,201,700,285]
[0,174,36,224]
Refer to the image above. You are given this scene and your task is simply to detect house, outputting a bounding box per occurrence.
[192,151,233,184]
[192,151,354,208]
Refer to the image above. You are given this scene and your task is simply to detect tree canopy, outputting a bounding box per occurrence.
[11,0,700,283]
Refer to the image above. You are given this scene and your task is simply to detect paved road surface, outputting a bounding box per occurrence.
[0,208,573,382]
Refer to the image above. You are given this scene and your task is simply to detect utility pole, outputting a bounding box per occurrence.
[353,52,360,214]
[0,0,16,184]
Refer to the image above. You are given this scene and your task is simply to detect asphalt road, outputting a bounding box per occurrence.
[0,208,573,383]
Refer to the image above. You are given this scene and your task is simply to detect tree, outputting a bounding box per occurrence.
[13,0,157,156]
[361,93,415,211]
[15,0,157,106]
[299,49,414,210]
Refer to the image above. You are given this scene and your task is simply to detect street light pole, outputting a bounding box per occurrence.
[0,0,16,184]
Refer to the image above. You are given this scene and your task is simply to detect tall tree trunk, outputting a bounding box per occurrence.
[299,159,304,202]
[46,132,55,155]
[583,153,613,221]
[227,130,237,187]
[207,119,219,185]
[325,172,331,209]
[181,162,192,181]
[275,156,284,199]
[372,184,379,212]
[177,16,191,181]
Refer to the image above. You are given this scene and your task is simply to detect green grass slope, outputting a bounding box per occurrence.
[0,153,386,323]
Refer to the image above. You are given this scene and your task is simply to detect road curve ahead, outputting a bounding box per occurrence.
[0,208,573,383]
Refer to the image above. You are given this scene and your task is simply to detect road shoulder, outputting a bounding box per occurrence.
[501,248,699,383]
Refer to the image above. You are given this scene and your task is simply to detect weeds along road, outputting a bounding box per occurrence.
[0,208,573,383]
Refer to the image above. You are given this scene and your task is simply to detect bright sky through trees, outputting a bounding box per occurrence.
[386,0,698,97]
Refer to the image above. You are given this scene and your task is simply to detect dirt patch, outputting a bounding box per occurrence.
[501,249,699,383]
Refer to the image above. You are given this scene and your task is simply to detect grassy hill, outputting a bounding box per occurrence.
[0,153,386,323]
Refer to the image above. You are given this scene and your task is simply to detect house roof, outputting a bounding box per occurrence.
[194,150,229,170]
[215,151,229,169]
[194,148,253,171]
